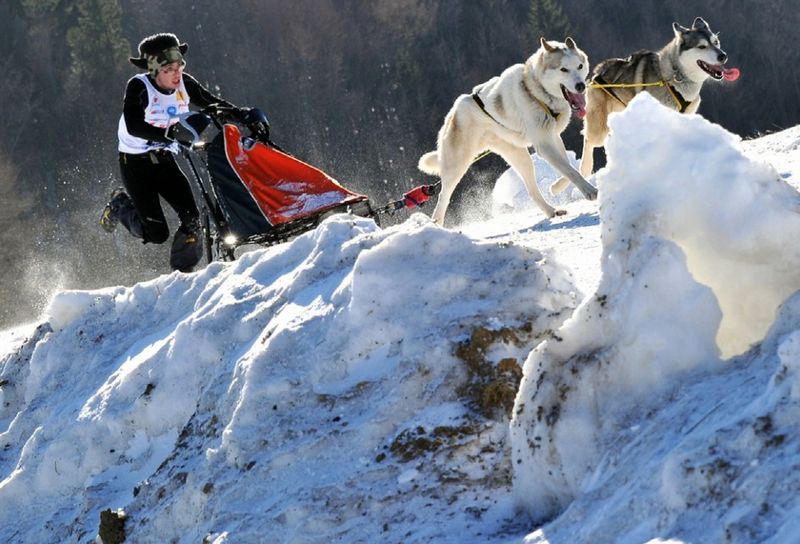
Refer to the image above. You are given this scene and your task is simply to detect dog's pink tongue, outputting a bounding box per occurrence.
[570,91,586,118]
[722,66,741,81]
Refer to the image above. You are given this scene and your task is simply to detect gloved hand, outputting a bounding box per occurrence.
[166,123,190,147]
[183,111,212,134]
[200,104,250,125]
[166,112,212,148]
[242,108,270,140]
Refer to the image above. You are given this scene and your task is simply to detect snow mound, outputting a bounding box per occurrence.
[599,94,800,358]
[522,290,800,543]
[0,214,578,543]
[511,93,800,526]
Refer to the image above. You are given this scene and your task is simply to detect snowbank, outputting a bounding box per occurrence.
[521,289,800,543]
[600,95,800,357]
[0,214,578,542]
[511,94,800,522]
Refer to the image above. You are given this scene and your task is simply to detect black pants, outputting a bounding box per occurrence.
[117,150,204,272]
[118,151,199,244]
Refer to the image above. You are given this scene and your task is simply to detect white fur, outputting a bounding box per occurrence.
[419,38,598,225]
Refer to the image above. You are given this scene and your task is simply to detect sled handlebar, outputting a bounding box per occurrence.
[201,104,243,125]
[201,104,271,142]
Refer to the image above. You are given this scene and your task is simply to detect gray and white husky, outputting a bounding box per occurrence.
[551,17,739,195]
[419,37,598,224]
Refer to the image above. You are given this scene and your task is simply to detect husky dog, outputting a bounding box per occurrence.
[551,17,739,195]
[418,37,598,225]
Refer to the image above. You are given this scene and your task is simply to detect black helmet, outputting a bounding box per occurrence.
[129,33,188,75]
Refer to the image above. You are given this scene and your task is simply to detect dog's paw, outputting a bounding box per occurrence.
[583,185,599,201]
[554,209,567,216]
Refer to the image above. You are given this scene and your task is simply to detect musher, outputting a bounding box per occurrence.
[101,32,245,272]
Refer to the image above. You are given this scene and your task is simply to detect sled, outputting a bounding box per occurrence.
[176,107,439,262]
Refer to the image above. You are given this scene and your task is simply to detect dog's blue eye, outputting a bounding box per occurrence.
[560,68,568,73]
[699,45,707,49]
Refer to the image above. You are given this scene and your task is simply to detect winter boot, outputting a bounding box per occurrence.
[100,188,131,233]
[169,219,204,272]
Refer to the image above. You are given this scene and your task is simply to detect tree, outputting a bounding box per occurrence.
[528,0,572,43]
[65,0,129,89]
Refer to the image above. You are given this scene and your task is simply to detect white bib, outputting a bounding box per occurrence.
[118,74,190,154]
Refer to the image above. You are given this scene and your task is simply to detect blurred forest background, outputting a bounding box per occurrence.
[1,0,799,328]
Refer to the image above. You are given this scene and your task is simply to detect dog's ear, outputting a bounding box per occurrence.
[540,37,557,53]
[692,17,709,30]
[565,37,577,50]
[673,22,690,36]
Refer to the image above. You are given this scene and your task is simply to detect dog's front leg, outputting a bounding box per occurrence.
[536,138,598,201]
[492,141,560,218]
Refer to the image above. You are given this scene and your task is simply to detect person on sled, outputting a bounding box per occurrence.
[101,32,246,272]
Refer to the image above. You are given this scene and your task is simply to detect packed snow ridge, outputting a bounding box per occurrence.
[1,94,800,543]
[511,94,800,528]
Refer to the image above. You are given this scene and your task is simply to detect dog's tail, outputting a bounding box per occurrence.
[418,151,440,175]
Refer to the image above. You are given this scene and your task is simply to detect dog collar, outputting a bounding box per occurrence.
[521,63,561,121]
[533,96,560,120]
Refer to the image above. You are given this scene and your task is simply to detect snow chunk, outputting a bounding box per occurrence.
[511,234,721,520]
[45,290,104,330]
[511,94,800,521]
[599,93,800,357]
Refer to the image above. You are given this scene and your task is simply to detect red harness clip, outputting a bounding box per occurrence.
[403,185,436,208]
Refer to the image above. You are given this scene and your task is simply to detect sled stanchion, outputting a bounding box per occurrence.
[184,151,215,216]
[183,149,232,262]
[202,212,212,264]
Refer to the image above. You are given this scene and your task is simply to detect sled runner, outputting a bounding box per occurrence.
[174,106,439,262]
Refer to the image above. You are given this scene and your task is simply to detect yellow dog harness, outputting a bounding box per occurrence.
[588,77,693,113]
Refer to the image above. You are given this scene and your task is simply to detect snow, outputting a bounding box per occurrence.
[2,94,800,543]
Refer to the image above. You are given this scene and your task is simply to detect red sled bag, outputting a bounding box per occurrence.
[207,124,370,239]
